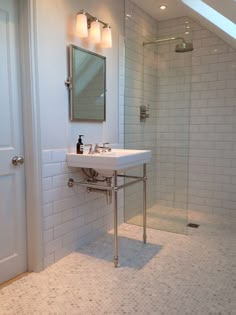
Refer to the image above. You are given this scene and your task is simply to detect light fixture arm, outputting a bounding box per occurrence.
[78,10,110,28]
[76,10,112,48]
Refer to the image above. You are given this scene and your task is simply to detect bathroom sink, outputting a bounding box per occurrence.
[66,149,151,173]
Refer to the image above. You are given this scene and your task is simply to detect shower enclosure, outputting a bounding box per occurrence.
[124,0,193,234]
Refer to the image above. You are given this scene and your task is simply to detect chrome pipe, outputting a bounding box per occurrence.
[114,171,118,267]
[117,174,144,179]
[106,177,112,205]
[84,183,113,190]
[117,178,144,190]
[67,178,113,191]
[143,164,147,244]
[143,36,186,46]
[87,187,108,194]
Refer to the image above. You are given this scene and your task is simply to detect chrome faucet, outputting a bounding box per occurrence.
[85,143,112,154]
[95,142,112,153]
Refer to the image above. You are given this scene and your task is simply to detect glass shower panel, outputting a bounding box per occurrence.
[152,36,192,234]
[124,0,158,228]
[124,0,192,234]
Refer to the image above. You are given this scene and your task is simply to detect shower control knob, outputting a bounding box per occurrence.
[12,156,24,166]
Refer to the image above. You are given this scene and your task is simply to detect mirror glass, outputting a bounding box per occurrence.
[68,45,106,121]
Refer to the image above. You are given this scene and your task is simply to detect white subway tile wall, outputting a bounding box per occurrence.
[189,19,236,218]
[125,0,236,223]
[42,150,124,268]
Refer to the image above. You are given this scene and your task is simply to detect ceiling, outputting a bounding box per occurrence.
[131,0,189,22]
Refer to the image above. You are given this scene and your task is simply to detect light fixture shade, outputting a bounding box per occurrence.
[76,13,88,38]
[101,25,112,48]
[89,20,101,43]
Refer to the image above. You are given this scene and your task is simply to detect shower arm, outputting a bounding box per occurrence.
[143,36,186,46]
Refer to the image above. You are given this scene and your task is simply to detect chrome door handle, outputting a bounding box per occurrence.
[12,156,24,166]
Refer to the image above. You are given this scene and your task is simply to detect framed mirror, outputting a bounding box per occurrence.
[66,45,106,121]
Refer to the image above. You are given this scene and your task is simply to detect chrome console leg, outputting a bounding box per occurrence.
[114,170,119,267]
[143,164,147,244]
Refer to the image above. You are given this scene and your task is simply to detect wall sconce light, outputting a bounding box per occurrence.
[76,10,112,48]
[76,11,88,38]
[102,25,112,48]
[89,19,101,43]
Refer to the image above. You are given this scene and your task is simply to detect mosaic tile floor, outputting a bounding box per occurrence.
[126,204,188,235]
[0,212,235,315]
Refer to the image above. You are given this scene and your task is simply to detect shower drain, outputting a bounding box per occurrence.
[187,223,200,228]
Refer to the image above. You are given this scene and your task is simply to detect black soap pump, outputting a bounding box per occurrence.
[77,135,84,154]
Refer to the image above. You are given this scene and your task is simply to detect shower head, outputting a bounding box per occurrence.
[175,41,193,53]
[143,36,194,53]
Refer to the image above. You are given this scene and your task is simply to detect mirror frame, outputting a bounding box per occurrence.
[67,44,106,122]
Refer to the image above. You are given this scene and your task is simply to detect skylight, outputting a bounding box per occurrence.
[181,0,236,40]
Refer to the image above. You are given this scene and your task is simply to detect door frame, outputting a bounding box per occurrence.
[18,0,43,272]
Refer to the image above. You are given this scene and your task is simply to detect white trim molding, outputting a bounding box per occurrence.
[19,0,43,272]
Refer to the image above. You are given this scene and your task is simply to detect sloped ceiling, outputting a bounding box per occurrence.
[131,0,236,49]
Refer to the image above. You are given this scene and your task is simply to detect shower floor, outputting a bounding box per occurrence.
[126,204,188,234]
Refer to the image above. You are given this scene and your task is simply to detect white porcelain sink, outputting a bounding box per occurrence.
[66,149,151,175]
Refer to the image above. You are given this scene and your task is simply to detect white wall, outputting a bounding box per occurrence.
[36,0,124,150]
[35,0,125,267]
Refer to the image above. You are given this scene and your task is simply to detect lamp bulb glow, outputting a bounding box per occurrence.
[89,20,101,43]
[101,25,112,48]
[76,13,88,38]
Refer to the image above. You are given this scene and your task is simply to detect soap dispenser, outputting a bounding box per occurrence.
[77,135,84,154]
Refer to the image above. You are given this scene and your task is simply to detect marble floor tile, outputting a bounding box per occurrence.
[0,212,235,315]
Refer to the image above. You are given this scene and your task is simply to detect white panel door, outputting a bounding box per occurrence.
[0,0,27,284]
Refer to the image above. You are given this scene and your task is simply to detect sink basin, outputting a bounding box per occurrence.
[66,149,151,175]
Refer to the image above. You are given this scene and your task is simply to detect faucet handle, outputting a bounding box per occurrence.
[94,143,100,153]
[94,143,111,153]
[84,144,93,154]
[103,142,112,152]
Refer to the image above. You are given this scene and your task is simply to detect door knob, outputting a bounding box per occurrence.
[12,156,24,166]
